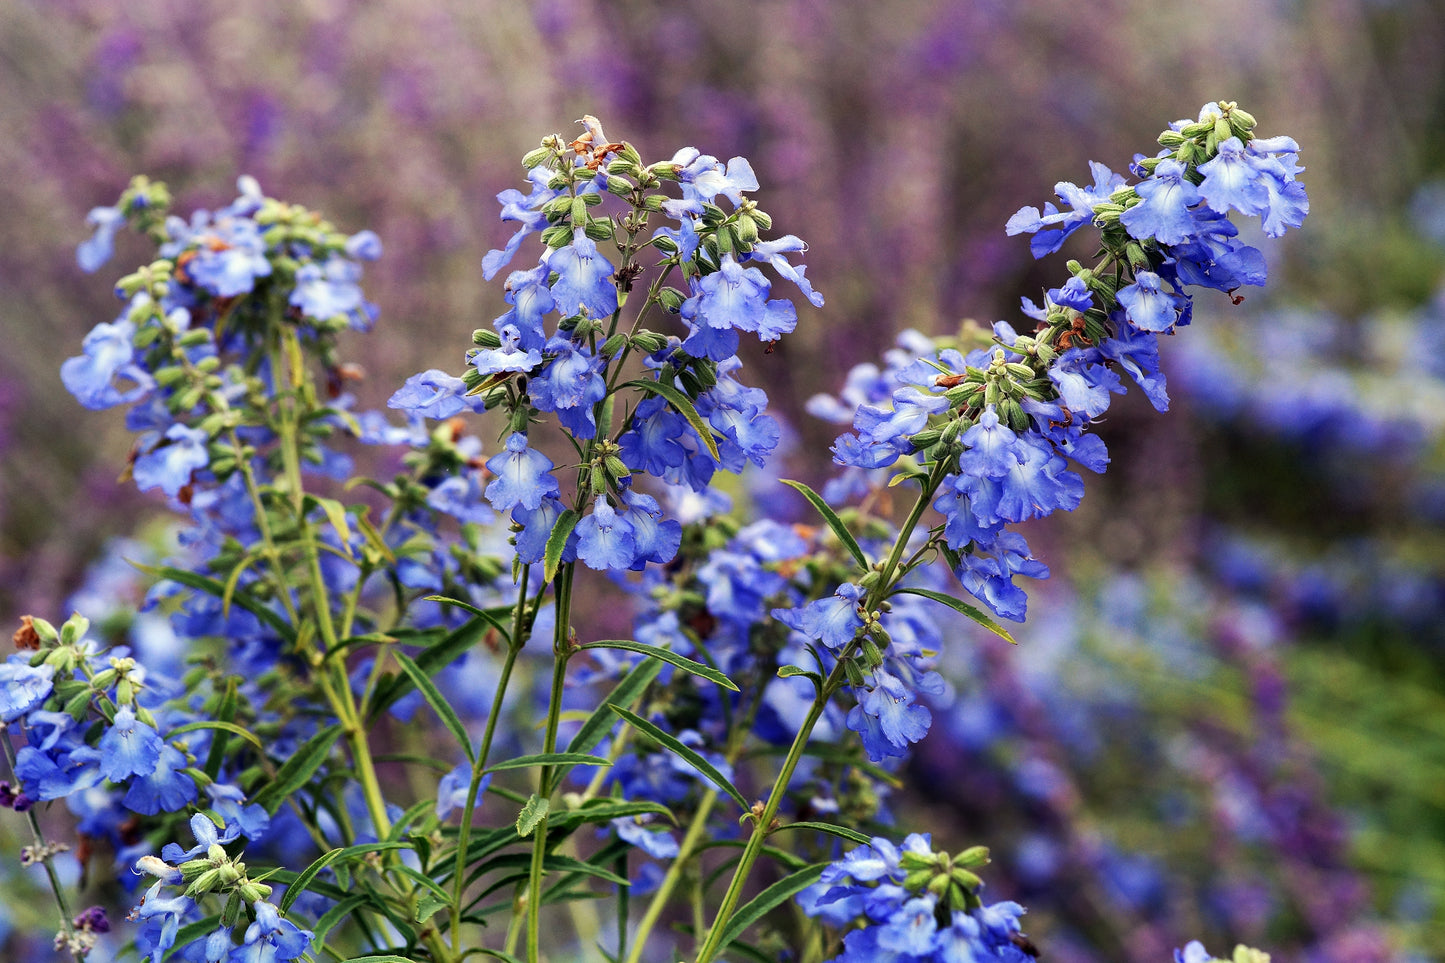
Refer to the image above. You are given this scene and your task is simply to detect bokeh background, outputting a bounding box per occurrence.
[2,1,1444,960]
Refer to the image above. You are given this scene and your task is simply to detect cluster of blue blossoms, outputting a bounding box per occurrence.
[800,834,1035,963]
[2,105,1304,963]
[812,102,1307,630]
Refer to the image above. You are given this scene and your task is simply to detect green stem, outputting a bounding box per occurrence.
[1,731,85,963]
[526,565,575,963]
[448,566,531,936]
[694,463,951,963]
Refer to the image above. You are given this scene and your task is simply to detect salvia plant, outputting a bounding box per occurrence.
[1,101,1308,963]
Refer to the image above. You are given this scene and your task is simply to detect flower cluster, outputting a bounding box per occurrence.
[813,102,1307,629]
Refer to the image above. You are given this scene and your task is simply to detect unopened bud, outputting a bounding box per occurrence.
[473,327,502,349]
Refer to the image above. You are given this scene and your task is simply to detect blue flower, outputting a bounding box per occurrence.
[61,318,154,410]
[238,900,313,963]
[576,498,636,571]
[435,764,490,820]
[133,425,210,498]
[1118,270,1187,332]
[1048,348,1125,420]
[746,235,825,307]
[388,369,484,420]
[545,235,618,320]
[289,256,367,327]
[483,167,564,280]
[1006,161,1126,258]
[484,433,560,513]
[530,338,607,438]
[122,744,197,815]
[183,218,273,297]
[1197,136,1270,217]
[77,205,125,273]
[0,658,54,721]
[795,582,866,650]
[1120,158,1203,246]
[97,705,165,782]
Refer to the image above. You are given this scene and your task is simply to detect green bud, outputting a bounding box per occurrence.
[604,455,630,481]
[1229,107,1257,136]
[179,858,212,881]
[949,867,983,891]
[63,690,91,719]
[909,428,941,449]
[27,616,59,645]
[750,208,773,231]
[472,327,502,349]
[999,398,1029,432]
[569,195,589,226]
[984,380,1001,408]
[221,891,245,929]
[899,850,937,872]
[1232,947,1269,963]
[60,615,89,646]
[176,328,213,349]
[539,224,573,248]
[600,333,627,358]
[186,869,221,898]
[194,356,220,374]
[843,657,867,688]
[605,175,634,197]
[956,845,990,868]
[1004,362,1035,380]
[589,464,607,494]
[927,874,952,898]
[521,146,553,169]
[657,286,688,312]
[583,218,614,241]
[903,868,934,892]
[90,669,117,692]
[237,880,273,903]
[647,161,681,181]
[858,569,882,591]
[115,678,133,705]
[734,214,759,245]
[641,193,666,212]
[630,330,670,353]
[1157,130,1187,148]
[860,636,885,667]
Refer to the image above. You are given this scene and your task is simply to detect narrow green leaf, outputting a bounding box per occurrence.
[138,563,295,643]
[548,799,675,832]
[368,614,496,720]
[779,479,869,572]
[219,550,264,621]
[279,842,414,914]
[893,586,1016,643]
[516,794,550,837]
[392,651,474,764]
[715,863,827,950]
[609,704,748,811]
[168,719,264,754]
[311,894,369,943]
[580,639,738,691]
[342,956,420,963]
[565,658,661,757]
[623,378,721,461]
[772,820,871,845]
[253,724,344,814]
[544,509,580,583]
[306,494,355,555]
[422,596,513,647]
[482,752,610,776]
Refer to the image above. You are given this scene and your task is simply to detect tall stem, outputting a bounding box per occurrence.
[1,731,85,963]
[526,564,574,963]
[693,462,951,963]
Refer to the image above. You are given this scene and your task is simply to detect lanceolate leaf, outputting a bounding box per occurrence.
[280,841,414,913]
[715,863,828,951]
[580,639,738,691]
[516,793,550,838]
[544,508,580,582]
[369,613,498,720]
[138,564,296,643]
[780,479,869,572]
[392,651,475,764]
[482,752,610,775]
[253,724,344,814]
[624,378,721,461]
[565,657,662,757]
[772,820,871,845]
[608,704,749,811]
[893,586,1016,644]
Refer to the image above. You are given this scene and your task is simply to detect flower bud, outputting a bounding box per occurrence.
[631,330,670,353]
[604,456,631,481]
[956,845,990,868]
[540,225,573,248]
[521,146,553,170]
[472,328,502,349]
[583,219,615,241]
